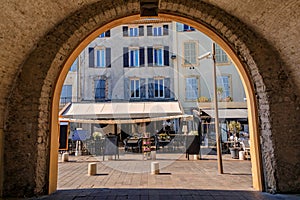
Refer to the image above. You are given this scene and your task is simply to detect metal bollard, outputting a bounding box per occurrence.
[88,163,97,176]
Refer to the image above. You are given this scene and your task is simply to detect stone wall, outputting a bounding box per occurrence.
[1,0,299,197]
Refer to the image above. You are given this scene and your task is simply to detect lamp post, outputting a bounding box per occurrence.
[212,42,223,174]
[198,42,223,174]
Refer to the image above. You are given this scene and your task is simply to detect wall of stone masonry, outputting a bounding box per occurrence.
[2,0,299,197]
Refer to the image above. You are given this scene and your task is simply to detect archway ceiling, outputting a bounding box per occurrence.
[0,0,299,117]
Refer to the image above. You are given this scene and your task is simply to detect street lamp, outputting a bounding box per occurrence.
[198,42,223,174]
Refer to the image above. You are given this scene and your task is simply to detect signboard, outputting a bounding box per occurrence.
[59,122,69,150]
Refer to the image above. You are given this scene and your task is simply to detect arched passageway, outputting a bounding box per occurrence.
[2,0,299,197]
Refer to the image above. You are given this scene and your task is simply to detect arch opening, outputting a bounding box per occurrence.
[50,14,263,194]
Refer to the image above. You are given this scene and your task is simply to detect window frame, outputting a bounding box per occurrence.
[185,76,199,101]
[153,46,164,66]
[217,74,232,100]
[215,44,230,65]
[129,48,140,67]
[183,41,198,66]
[129,27,139,37]
[94,47,106,68]
[153,26,163,36]
[60,85,72,104]
[94,79,106,100]
[130,78,140,98]
[154,78,164,98]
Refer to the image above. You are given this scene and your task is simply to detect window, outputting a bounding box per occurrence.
[184,42,197,65]
[154,47,163,66]
[130,79,140,98]
[69,58,77,72]
[123,26,144,37]
[60,85,72,104]
[153,27,162,36]
[217,75,231,99]
[129,48,139,67]
[176,23,195,32]
[147,25,169,36]
[147,46,169,66]
[95,79,106,101]
[154,79,164,98]
[185,77,198,100]
[123,47,144,67]
[215,44,229,63]
[95,49,105,67]
[99,30,110,38]
[89,47,111,68]
[129,27,138,37]
[183,24,195,31]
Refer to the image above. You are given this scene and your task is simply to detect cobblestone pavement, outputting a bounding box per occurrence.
[31,152,299,200]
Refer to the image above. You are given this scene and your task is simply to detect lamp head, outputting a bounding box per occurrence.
[198,52,211,60]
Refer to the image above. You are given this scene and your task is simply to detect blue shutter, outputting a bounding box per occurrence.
[163,25,168,35]
[100,80,106,99]
[183,24,189,31]
[139,47,145,67]
[123,26,128,36]
[147,25,152,36]
[138,26,144,36]
[89,47,94,68]
[124,78,130,100]
[147,47,153,66]
[123,47,129,67]
[106,48,111,68]
[140,78,146,99]
[164,78,170,98]
[164,46,169,66]
[148,78,154,98]
[105,30,110,37]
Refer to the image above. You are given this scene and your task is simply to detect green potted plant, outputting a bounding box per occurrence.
[227,121,242,159]
[217,87,224,102]
[197,96,209,102]
[93,132,103,140]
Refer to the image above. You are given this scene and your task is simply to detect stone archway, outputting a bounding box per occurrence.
[3,0,299,197]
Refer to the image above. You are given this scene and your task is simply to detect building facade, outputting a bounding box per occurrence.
[60,20,246,136]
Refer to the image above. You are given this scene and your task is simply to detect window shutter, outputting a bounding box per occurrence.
[148,78,154,99]
[124,78,130,100]
[176,23,183,32]
[163,25,168,35]
[138,26,144,36]
[139,47,145,67]
[123,47,129,67]
[123,26,128,37]
[105,30,110,37]
[164,46,169,66]
[89,47,94,68]
[105,48,111,68]
[184,24,189,31]
[147,47,153,66]
[164,78,171,98]
[140,78,146,99]
[147,25,152,36]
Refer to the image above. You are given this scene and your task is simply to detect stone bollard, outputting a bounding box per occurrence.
[193,155,199,160]
[62,153,69,162]
[239,151,245,160]
[151,162,159,174]
[88,163,97,176]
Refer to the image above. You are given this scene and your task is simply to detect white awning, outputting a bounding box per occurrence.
[201,109,248,119]
[60,101,184,119]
